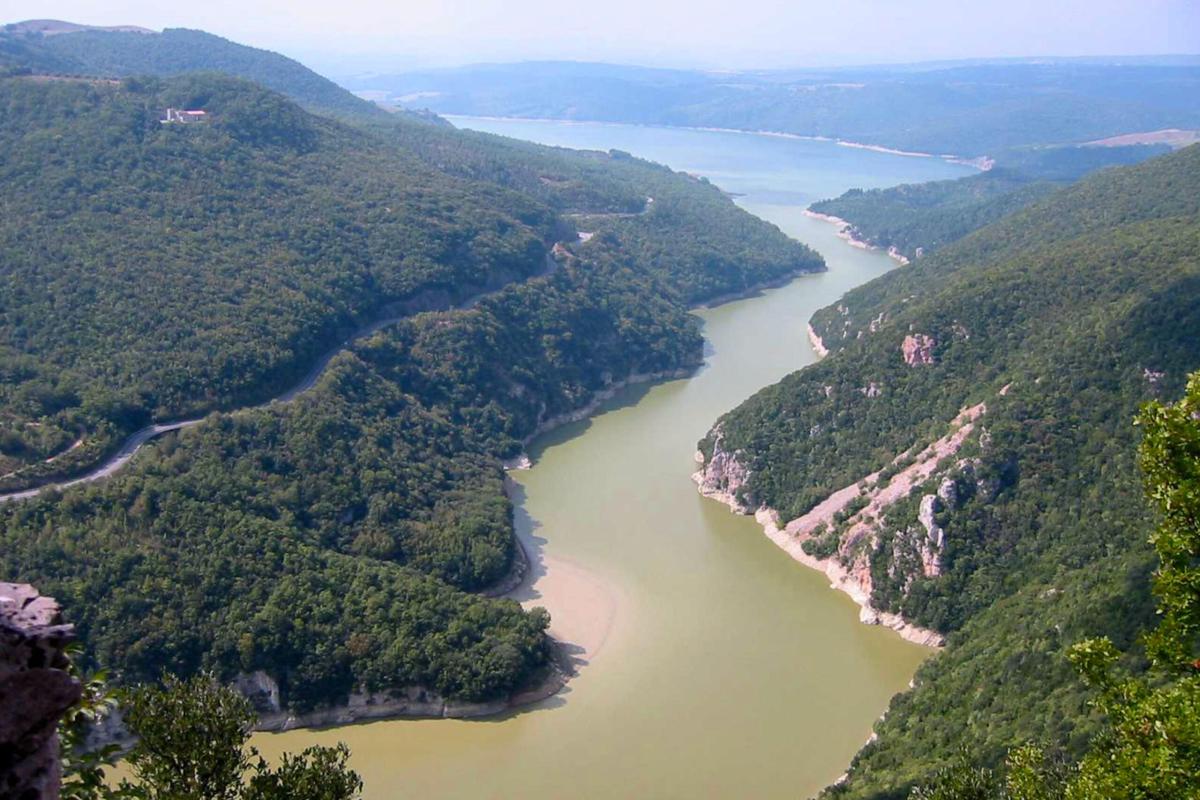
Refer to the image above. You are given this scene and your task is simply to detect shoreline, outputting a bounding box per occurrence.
[807,323,829,358]
[691,478,944,647]
[479,513,532,598]
[693,265,827,310]
[445,114,991,171]
[500,366,701,475]
[752,506,944,647]
[802,209,910,265]
[690,403,992,648]
[150,271,826,735]
[87,640,573,750]
[504,265,825,470]
[252,648,573,732]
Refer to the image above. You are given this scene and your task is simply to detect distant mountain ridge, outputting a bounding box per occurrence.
[0,21,391,120]
[3,19,155,35]
[360,59,1200,158]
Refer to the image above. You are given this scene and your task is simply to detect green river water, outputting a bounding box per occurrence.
[253,120,973,798]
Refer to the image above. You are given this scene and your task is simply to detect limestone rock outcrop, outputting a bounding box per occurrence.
[1,583,81,800]
[234,671,282,714]
[692,426,753,514]
[901,334,936,366]
[711,403,988,647]
[916,495,946,577]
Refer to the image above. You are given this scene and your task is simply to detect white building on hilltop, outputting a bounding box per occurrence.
[161,108,208,124]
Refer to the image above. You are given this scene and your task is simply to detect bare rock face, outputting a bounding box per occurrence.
[901,334,937,366]
[1143,367,1166,396]
[916,495,946,577]
[936,476,959,509]
[692,427,754,514]
[234,671,282,714]
[1,583,81,800]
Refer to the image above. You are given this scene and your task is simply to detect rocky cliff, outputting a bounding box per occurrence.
[1,584,80,800]
[693,402,993,647]
[692,424,755,514]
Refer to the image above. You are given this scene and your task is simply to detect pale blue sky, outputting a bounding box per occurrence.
[3,0,1198,72]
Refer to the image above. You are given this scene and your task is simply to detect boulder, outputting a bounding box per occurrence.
[1,583,81,800]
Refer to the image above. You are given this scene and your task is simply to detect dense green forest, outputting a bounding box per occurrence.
[697,145,1200,797]
[0,69,812,492]
[808,144,1169,259]
[0,25,390,121]
[0,73,554,489]
[906,375,1200,798]
[355,60,1200,156]
[0,62,819,710]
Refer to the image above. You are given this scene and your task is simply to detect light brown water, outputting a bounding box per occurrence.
[253,120,972,798]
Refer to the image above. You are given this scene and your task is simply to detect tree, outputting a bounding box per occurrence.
[1062,372,1200,798]
[61,672,362,800]
[59,645,125,800]
[908,372,1200,798]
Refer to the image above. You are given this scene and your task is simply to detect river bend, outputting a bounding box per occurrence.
[250,119,972,798]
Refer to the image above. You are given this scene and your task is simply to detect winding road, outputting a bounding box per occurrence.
[0,193,659,504]
[0,252,563,504]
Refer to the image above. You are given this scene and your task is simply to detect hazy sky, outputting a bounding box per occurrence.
[4,0,1199,73]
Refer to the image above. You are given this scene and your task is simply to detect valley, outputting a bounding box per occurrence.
[1,14,1198,800]
[249,117,971,799]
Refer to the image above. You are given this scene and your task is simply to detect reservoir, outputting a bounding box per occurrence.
[254,119,973,798]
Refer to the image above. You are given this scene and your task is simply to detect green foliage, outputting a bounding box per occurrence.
[244,745,362,800]
[700,147,1200,797]
[120,674,361,800]
[903,746,1067,800]
[123,674,257,800]
[810,146,1168,260]
[1137,373,1200,670]
[1003,745,1068,800]
[908,754,1000,800]
[0,60,815,711]
[899,375,1200,800]
[60,644,126,800]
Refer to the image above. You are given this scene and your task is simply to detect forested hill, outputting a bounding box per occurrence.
[808,143,1170,260]
[359,60,1200,157]
[0,23,390,121]
[695,145,1200,797]
[0,73,554,491]
[0,71,815,493]
[0,65,819,711]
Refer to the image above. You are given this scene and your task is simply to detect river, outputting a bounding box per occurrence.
[252,119,973,798]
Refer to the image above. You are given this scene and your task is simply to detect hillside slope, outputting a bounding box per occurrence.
[0,73,554,490]
[0,72,814,491]
[0,23,389,120]
[807,144,1169,260]
[0,69,821,712]
[694,146,1200,797]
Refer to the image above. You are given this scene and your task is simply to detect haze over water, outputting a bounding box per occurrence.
[254,119,972,798]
